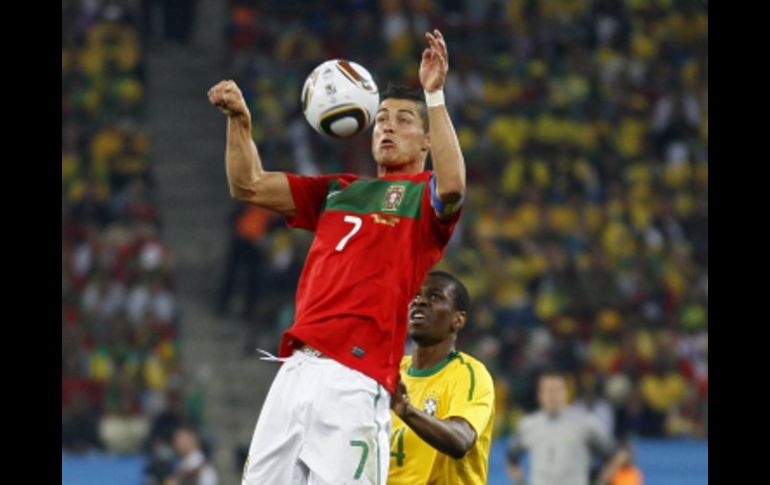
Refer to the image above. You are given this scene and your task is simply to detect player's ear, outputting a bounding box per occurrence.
[452,311,467,333]
[422,133,430,153]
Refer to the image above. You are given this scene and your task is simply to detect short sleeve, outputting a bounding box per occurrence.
[285,173,348,231]
[445,360,494,438]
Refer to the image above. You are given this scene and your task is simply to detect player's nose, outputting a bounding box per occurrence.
[379,121,395,133]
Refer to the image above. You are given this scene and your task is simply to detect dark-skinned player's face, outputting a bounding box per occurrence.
[408,276,464,345]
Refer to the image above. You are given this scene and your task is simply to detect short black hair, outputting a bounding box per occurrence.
[538,368,567,383]
[428,271,470,313]
[380,83,429,132]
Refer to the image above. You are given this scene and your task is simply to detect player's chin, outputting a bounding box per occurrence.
[374,151,403,166]
[408,326,432,342]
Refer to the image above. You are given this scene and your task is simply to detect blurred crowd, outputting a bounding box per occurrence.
[224,0,707,442]
[62,1,213,481]
[61,0,706,473]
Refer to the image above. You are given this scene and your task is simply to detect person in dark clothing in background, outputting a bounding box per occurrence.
[216,202,277,320]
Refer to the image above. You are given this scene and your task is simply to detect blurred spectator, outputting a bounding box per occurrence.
[169,427,218,485]
[62,387,104,453]
[144,436,176,485]
[572,371,615,441]
[572,371,621,484]
[506,370,630,485]
[162,0,199,45]
[146,390,189,451]
[615,386,664,439]
[610,442,644,485]
[99,369,151,453]
[62,0,201,470]
[216,203,278,320]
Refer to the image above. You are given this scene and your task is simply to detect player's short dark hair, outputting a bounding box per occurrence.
[428,271,470,313]
[380,83,429,132]
[538,368,568,383]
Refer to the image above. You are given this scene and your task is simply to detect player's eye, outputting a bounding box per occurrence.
[398,117,411,124]
[430,293,441,300]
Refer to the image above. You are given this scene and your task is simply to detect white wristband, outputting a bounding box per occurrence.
[424,90,445,107]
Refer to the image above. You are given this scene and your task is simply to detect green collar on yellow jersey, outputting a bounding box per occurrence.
[406,351,460,377]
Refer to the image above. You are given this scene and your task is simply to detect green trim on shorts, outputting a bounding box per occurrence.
[374,383,382,485]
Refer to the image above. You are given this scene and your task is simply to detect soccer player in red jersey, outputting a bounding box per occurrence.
[208,29,464,485]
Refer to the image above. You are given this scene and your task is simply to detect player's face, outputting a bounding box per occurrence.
[538,376,569,415]
[408,276,458,345]
[372,98,429,167]
[173,430,196,455]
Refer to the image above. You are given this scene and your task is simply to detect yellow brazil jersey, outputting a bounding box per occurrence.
[388,351,495,485]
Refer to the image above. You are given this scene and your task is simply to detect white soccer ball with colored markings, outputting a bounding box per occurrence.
[301,59,380,139]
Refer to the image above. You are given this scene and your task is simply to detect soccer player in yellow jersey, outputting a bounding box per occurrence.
[389,271,495,485]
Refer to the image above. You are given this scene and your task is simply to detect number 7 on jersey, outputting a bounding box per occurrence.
[336,215,362,252]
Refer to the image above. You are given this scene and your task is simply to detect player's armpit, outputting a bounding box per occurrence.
[235,171,296,217]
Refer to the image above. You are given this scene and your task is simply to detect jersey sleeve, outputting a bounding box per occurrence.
[284,173,341,231]
[445,360,494,438]
[421,173,463,247]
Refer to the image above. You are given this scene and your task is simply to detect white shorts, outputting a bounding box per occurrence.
[242,349,392,485]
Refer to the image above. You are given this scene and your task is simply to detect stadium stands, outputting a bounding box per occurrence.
[62,0,202,465]
[223,0,707,442]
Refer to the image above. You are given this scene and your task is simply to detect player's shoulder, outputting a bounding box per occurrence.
[399,355,412,372]
[452,351,495,391]
[454,352,493,377]
[522,410,548,427]
[564,406,589,420]
[572,408,605,430]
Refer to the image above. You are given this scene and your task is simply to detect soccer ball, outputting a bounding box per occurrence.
[301,59,380,139]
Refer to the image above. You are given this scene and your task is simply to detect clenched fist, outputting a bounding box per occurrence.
[208,80,249,118]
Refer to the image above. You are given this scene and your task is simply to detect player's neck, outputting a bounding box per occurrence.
[376,160,425,177]
[411,341,456,370]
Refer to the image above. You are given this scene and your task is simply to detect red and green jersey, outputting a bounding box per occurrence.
[278,170,461,394]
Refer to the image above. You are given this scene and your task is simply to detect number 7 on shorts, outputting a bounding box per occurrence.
[349,440,369,480]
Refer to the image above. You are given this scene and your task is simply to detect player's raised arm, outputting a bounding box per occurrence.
[207,80,296,216]
[419,29,466,220]
[391,380,477,459]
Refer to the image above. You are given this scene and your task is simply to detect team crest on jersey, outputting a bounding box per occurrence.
[383,185,406,211]
[423,394,439,416]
